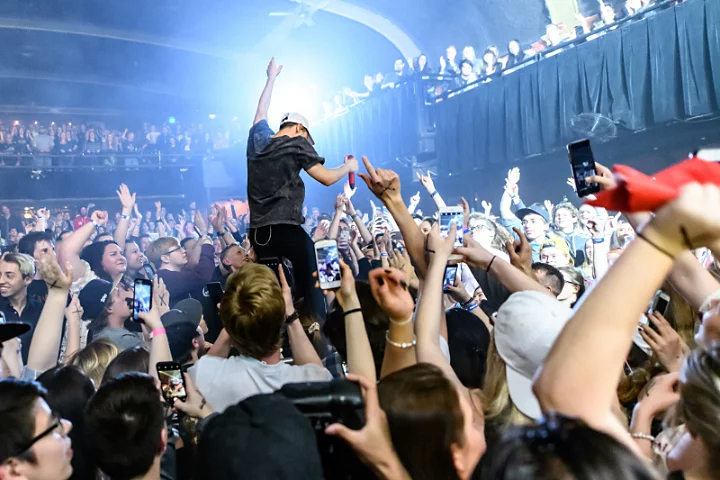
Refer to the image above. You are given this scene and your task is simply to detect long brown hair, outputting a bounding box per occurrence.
[378,363,464,480]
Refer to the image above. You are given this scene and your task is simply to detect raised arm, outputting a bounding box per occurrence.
[533,184,720,450]
[253,57,283,125]
[499,167,522,224]
[26,258,73,373]
[328,194,346,240]
[281,266,324,368]
[63,295,82,363]
[345,196,373,245]
[306,155,358,187]
[114,184,136,250]
[416,171,446,210]
[139,276,172,381]
[58,210,108,282]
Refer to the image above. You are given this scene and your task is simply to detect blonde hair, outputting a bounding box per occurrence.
[145,237,179,268]
[220,263,286,359]
[1,252,36,278]
[541,233,573,264]
[69,339,120,386]
[481,337,533,429]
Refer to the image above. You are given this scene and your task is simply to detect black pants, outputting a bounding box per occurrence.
[249,224,326,323]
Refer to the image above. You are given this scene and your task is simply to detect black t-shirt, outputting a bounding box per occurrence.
[0,296,44,363]
[246,120,324,229]
[27,279,49,304]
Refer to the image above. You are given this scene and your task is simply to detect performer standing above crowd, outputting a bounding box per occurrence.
[246,58,358,320]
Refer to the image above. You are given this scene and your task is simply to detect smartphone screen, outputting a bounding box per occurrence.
[443,265,458,292]
[132,279,152,322]
[652,293,670,317]
[568,140,600,198]
[440,209,464,247]
[156,362,187,402]
[315,241,342,289]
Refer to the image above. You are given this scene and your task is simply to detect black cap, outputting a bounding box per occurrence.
[0,311,30,343]
[515,203,550,223]
[196,393,323,480]
[165,322,200,361]
[78,279,114,320]
[161,298,202,328]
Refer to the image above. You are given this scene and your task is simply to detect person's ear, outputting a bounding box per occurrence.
[159,426,168,455]
[160,254,170,265]
[192,337,200,350]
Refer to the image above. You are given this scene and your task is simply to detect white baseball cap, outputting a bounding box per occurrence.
[280,112,315,145]
[494,291,573,420]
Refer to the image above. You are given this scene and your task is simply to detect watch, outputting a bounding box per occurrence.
[285,310,300,324]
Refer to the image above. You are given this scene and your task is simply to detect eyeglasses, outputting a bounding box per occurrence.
[163,246,183,256]
[469,224,493,233]
[13,412,66,457]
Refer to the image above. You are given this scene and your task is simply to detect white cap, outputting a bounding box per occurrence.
[495,291,573,420]
[280,112,315,145]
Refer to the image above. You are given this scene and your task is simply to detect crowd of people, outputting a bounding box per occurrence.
[0,56,719,480]
[0,119,243,165]
[331,0,674,116]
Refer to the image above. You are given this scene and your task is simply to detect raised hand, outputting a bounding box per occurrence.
[154,201,162,211]
[38,257,73,292]
[639,312,690,373]
[313,219,330,241]
[370,268,415,322]
[344,155,359,173]
[315,260,359,311]
[390,249,419,289]
[461,197,470,228]
[567,177,577,192]
[64,294,83,321]
[278,263,296,316]
[506,227,533,275]
[334,193,347,211]
[409,191,421,205]
[266,57,283,79]
[481,200,492,216]
[91,210,109,227]
[504,167,520,197]
[153,276,170,317]
[635,372,680,418]
[544,200,554,220]
[454,230,494,270]
[416,170,435,192]
[585,161,616,191]
[358,156,402,204]
[193,209,207,235]
[173,373,214,419]
[427,222,457,264]
[344,181,356,199]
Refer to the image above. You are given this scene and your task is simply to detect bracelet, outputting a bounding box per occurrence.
[460,297,475,308]
[389,315,413,326]
[636,231,675,259]
[120,214,129,220]
[385,332,417,349]
[151,328,166,338]
[381,252,389,257]
[466,302,479,312]
[591,237,605,244]
[463,228,470,235]
[486,255,497,272]
[91,219,99,231]
[429,190,438,197]
[631,433,655,442]
[343,308,363,317]
[285,310,300,324]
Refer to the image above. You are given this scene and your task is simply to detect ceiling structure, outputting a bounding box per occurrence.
[0,0,549,121]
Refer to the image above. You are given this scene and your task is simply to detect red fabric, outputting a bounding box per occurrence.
[587,157,720,212]
[73,215,91,231]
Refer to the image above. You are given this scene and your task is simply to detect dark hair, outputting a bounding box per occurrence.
[37,366,96,480]
[17,231,54,257]
[557,267,586,307]
[56,230,73,243]
[378,363,465,480]
[101,345,150,383]
[85,373,165,480]
[531,263,564,297]
[0,379,47,464]
[179,237,195,249]
[446,308,490,389]
[324,281,389,379]
[93,232,114,244]
[459,59,474,70]
[486,413,655,479]
[80,240,120,282]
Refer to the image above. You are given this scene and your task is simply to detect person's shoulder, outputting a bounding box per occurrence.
[287,362,333,381]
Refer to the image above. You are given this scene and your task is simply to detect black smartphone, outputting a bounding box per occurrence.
[156,362,187,403]
[194,226,203,238]
[567,139,600,198]
[259,257,282,282]
[141,264,155,281]
[206,281,224,301]
[443,265,458,293]
[649,290,671,332]
[230,204,238,219]
[132,278,153,322]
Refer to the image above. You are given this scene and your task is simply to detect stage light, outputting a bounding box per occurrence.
[51,122,55,125]
[169,117,176,124]
[68,122,72,126]
[267,82,318,127]
[208,114,216,120]
[34,121,38,124]
[13,120,18,125]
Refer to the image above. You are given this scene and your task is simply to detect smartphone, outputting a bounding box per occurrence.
[443,265,458,293]
[206,281,224,300]
[141,264,155,281]
[567,139,600,198]
[650,290,671,322]
[156,362,187,403]
[132,278,153,322]
[439,206,464,248]
[230,204,238,219]
[315,239,342,289]
[193,226,203,238]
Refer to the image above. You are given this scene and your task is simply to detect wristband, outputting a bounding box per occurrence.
[463,228,470,235]
[486,255,497,272]
[90,219,100,231]
[591,237,605,244]
[465,302,479,312]
[385,332,417,349]
[429,190,438,197]
[285,310,300,324]
[389,315,413,326]
[631,433,655,442]
[343,308,363,317]
[460,297,475,308]
[151,328,166,338]
[636,231,675,259]
[381,252,389,257]
[120,214,130,220]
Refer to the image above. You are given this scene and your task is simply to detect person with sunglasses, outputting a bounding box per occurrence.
[0,378,73,480]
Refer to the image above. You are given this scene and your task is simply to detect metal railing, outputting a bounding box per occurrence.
[0,152,223,170]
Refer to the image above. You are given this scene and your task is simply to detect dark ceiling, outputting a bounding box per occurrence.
[0,0,549,120]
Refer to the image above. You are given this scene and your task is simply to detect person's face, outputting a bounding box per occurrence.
[394,59,404,73]
[509,41,520,55]
[124,242,146,270]
[578,205,596,223]
[137,236,150,252]
[617,222,635,239]
[0,261,31,298]
[452,392,485,478]
[375,73,384,84]
[468,218,494,248]
[165,241,189,267]
[695,301,720,348]
[420,220,432,236]
[33,240,55,263]
[462,46,475,60]
[225,245,250,270]
[540,246,569,268]
[311,208,319,219]
[101,243,127,278]
[557,278,579,306]
[418,55,427,69]
[4,398,74,480]
[79,207,87,217]
[554,207,576,231]
[521,214,548,241]
[446,46,457,60]
[1,206,9,216]
[9,229,18,240]
[483,52,496,66]
[461,62,472,76]
[213,237,223,254]
[108,285,132,319]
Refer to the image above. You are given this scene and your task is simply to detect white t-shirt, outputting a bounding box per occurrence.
[189,354,333,413]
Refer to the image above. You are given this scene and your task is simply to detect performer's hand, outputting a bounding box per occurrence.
[267,57,283,80]
[345,155,359,173]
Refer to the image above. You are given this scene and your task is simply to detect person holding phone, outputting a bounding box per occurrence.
[246,58,359,321]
